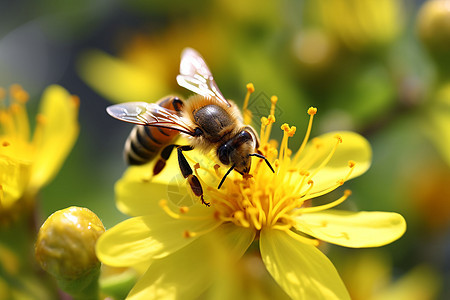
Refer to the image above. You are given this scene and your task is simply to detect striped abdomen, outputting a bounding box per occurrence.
[124,96,183,165]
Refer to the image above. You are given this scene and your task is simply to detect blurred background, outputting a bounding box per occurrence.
[1,0,449,299]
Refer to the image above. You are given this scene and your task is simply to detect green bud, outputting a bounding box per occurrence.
[35,207,105,299]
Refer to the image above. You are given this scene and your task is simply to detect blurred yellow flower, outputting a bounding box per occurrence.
[97,99,406,299]
[77,24,229,104]
[0,85,79,220]
[315,0,404,52]
[417,0,450,65]
[341,251,441,300]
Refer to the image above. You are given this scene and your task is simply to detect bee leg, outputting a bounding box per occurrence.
[153,144,178,175]
[177,145,210,207]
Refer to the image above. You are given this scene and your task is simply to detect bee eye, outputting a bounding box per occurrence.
[237,130,252,143]
[217,145,230,165]
[194,127,203,136]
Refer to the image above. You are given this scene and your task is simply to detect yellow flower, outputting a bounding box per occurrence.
[314,0,404,52]
[341,251,441,300]
[0,85,79,220]
[96,95,406,299]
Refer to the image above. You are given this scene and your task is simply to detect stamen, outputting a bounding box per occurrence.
[279,124,296,161]
[262,115,276,146]
[182,220,223,238]
[247,207,262,230]
[160,199,182,219]
[260,96,278,146]
[297,190,352,214]
[293,107,317,164]
[159,199,212,220]
[243,83,255,125]
[285,229,320,246]
[260,116,268,143]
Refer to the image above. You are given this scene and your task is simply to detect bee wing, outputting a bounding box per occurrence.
[106,102,196,136]
[176,48,230,107]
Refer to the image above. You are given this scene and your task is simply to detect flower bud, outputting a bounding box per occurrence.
[35,206,105,280]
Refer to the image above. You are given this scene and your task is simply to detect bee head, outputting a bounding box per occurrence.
[216,127,273,189]
[217,129,256,174]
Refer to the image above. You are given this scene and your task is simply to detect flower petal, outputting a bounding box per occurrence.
[0,156,31,209]
[127,223,255,300]
[116,164,194,217]
[77,49,169,103]
[96,204,219,266]
[116,144,216,216]
[29,85,79,191]
[296,131,372,195]
[260,229,350,300]
[294,210,406,247]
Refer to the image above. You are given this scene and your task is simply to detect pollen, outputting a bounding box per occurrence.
[2,141,10,147]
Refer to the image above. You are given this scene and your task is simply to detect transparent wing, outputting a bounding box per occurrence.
[176,47,230,107]
[106,102,196,136]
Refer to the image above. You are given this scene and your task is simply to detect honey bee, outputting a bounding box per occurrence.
[107,48,273,206]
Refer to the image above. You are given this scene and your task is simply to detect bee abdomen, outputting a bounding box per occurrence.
[124,96,183,165]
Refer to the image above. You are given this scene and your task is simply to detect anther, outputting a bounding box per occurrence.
[348,160,356,168]
[179,206,189,214]
[307,107,317,115]
[270,96,278,105]
[71,95,80,107]
[334,134,343,143]
[183,230,194,238]
[246,83,255,93]
[2,141,10,147]
[194,163,200,170]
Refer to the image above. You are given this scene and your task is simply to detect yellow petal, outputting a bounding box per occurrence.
[0,156,31,209]
[297,131,372,194]
[260,229,350,300]
[77,49,169,103]
[116,162,194,217]
[96,204,219,266]
[29,85,79,191]
[115,144,215,216]
[128,223,255,300]
[294,210,406,247]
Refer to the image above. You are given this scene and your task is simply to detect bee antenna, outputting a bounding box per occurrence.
[218,164,235,189]
[248,153,275,173]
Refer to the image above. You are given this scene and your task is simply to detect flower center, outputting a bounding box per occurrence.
[160,84,356,237]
